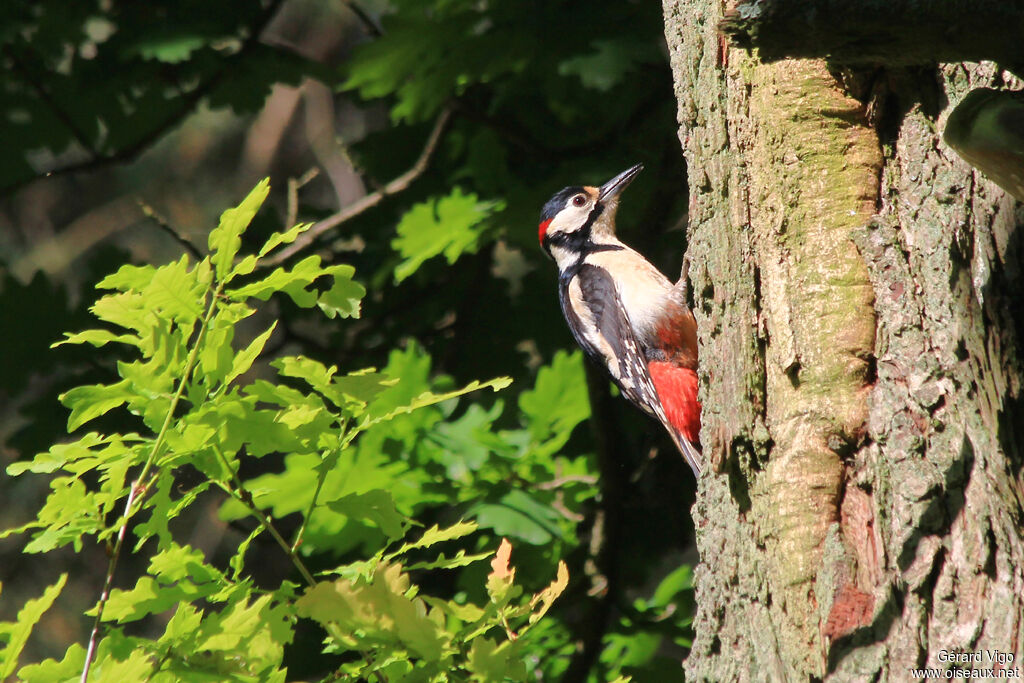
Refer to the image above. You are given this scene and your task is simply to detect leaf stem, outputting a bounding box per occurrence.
[291,458,328,554]
[291,418,349,553]
[211,446,317,587]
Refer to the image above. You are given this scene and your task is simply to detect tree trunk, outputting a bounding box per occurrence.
[662,1,1024,680]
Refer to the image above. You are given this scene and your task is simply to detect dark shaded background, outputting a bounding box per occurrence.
[0,1,697,679]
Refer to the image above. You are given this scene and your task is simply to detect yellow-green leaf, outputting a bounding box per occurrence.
[528,560,568,625]
[209,179,270,281]
[392,189,503,283]
[258,222,312,257]
[61,380,133,431]
[296,564,447,661]
[386,521,478,560]
[225,322,276,387]
[0,574,67,679]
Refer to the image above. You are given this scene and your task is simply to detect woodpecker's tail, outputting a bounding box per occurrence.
[647,362,702,475]
[666,427,702,475]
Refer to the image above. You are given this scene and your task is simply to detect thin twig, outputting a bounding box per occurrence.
[80,283,222,682]
[291,451,333,554]
[290,465,327,553]
[292,417,360,553]
[80,481,140,683]
[286,167,321,229]
[534,474,599,490]
[138,199,204,259]
[211,447,317,587]
[4,45,100,158]
[264,106,454,267]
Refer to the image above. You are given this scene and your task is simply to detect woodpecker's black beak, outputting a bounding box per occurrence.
[598,163,644,201]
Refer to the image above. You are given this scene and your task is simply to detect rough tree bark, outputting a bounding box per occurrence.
[662,1,1024,680]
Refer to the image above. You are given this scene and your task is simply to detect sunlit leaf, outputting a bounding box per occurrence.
[327,490,407,540]
[51,328,140,349]
[318,272,366,319]
[518,350,589,446]
[528,561,568,625]
[403,549,493,572]
[144,255,206,323]
[0,574,67,679]
[386,521,478,559]
[100,544,228,623]
[60,380,133,431]
[367,377,512,426]
[392,188,503,283]
[97,263,157,292]
[296,564,447,661]
[9,477,105,554]
[227,256,364,317]
[209,179,270,281]
[258,223,313,257]
[224,322,276,387]
[17,643,86,682]
[467,637,526,680]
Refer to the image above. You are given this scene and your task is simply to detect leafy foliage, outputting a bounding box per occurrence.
[3,184,569,680]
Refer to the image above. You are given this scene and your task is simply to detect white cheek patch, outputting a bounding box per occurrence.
[547,205,591,238]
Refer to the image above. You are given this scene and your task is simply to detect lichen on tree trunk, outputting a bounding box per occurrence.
[663,0,1024,680]
[745,58,880,677]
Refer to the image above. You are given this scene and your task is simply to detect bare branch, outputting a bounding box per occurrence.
[534,474,600,490]
[4,45,100,159]
[211,446,317,587]
[343,0,384,37]
[286,167,321,229]
[138,199,204,260]
[264,106,454,267]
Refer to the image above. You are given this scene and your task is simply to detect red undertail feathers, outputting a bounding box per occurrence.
[647,361,701,472]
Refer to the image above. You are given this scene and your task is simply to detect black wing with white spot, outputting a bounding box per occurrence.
[559,264,666,423]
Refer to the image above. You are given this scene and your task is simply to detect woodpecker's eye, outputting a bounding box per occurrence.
[572,195,587,207]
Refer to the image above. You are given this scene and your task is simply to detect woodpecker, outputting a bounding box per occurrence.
[538,164,701,474]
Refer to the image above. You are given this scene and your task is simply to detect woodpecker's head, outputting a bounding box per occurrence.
[538,163,643,270]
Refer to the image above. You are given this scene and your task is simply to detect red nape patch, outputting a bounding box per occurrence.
[538,218,552,245]
[648,362,701,444]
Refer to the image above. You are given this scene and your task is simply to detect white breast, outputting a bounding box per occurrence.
[584,245,674,332]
